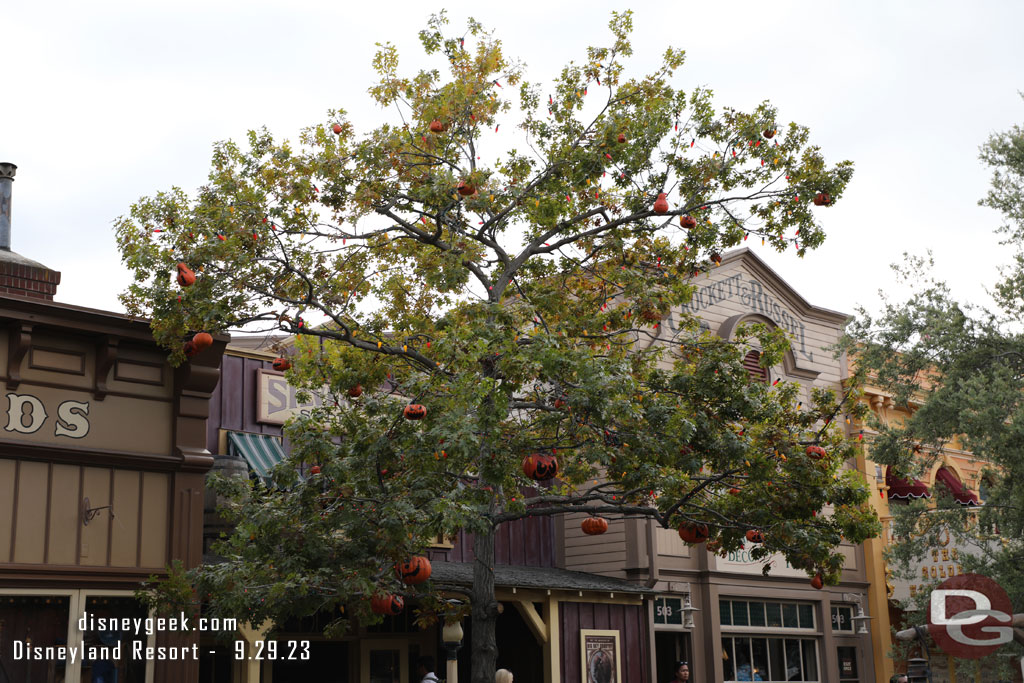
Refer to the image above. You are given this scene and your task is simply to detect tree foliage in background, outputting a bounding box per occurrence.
[117,12,873,681]
[843,113,1024,670]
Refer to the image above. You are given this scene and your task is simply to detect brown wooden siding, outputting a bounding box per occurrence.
[207,354,283,453]
[1,458,170,569]
[428,514,555,567]
[560,601,649,683]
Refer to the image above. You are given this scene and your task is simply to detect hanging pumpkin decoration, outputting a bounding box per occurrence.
[677,521,710,544]
[348,384,363,398]
[403,404,427,420]
[710,252,722,266]
[653,193,669,214]
[581,517,609,535]
[805,445,826,460]
[813,192,832,206]
[331,123,343,135]
[272,357,291,372]
[522,453,559,481]
[763,129,776,139]
[370,594,405,616]
[810,573,824,590]
[183,340,197,357]
[457,181,476,197]
[176,263,196,288]
[745,529,764,544]
[728,487,741,496]
[310,465,321,475]
[617,133,627,144]
[429,120,447,134]
[680,215,697,229]
[396,556,432,585]
[192,332,213,353]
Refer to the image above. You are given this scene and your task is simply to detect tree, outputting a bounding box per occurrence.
[117,12,875,682]
[843,114,1024,669]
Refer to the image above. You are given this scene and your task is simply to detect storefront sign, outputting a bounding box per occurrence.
[5,392,90,438]
[890,528,997,605]
[672,272,813,361]
[716,548,808,578]
[257,370,326,425]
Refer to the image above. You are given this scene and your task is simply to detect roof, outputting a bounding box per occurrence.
[430,561,654,595]
[0,247,51,270]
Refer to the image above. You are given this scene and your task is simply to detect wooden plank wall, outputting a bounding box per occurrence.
[560,602,648,683]
[429,515,556,567]
[207,354,282,453]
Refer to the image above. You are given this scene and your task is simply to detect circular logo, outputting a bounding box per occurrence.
[928,573,1013,658]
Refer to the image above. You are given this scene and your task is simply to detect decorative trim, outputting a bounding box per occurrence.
[114,358,165,387]
[6,322,33,389]
[28,345,86,376]
[94,337,119,400]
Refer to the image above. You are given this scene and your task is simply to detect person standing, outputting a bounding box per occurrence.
[668,661,690,683]
[417,656,439,683]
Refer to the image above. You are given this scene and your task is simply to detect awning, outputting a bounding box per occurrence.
[935,467,980,506]
[886,467,931,500]
[227,431,285,480]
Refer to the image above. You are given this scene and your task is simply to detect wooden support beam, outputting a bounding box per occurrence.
[514,599,548,644]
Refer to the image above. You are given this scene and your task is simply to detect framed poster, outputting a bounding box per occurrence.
[580,629,621,683]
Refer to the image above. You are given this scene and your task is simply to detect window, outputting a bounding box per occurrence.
[721,599,820,682]
[831,605,854,632]
[721,636,819,682]
[743,350,768,384]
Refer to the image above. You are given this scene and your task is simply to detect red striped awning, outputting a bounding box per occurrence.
[935,467,980,506]
[886,467,931,500]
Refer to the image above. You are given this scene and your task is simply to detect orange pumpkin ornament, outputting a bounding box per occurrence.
[457,181,476,197]
[192,332,213,353]
[653,193,669,214]
[396,556,432,585]
[581,517,609,535]
[617,133,627,144]
[745,529,764,544]
[763,129,776,139]
[370,594,405,615]
[805,445,826,460]
[428,120,447,134]
[272,357,291,372]
[183,340,197,357]
[309,465,321,475]
[331,123,343,135]
[728,487,741,496]
[810,573,824,590]
[813,192,832,206]
[176,263,196,287]
[522,453,559,481]
[677,521,710,544]
[680,215,697,229]
[348,384,363,398]
[403,404,427,420]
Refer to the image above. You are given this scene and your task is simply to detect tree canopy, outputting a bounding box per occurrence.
[117,11,876,680]
[843,112,1024,668]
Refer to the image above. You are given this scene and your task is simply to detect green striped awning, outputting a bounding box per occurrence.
[227,432,285,480]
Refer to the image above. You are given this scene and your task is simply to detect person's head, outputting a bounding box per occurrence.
[496,669,514,683]
[674,661,689,681]
[890,675,908,683]
[417,656,436,676]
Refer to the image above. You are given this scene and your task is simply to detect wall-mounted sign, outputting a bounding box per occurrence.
[653,597,684,625]
[257,370,328,425]
[580,630,621,683]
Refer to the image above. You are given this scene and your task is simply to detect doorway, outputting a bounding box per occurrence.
[654,631,692,683]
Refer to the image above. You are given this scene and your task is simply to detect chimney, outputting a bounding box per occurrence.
[0,163,61,300]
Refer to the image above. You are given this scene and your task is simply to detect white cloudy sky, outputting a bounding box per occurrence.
[3,0,1022,322]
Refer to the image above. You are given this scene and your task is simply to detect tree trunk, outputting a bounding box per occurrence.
[470,525,499,683]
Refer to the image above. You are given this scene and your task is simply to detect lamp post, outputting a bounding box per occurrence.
[680,594,700,630]
[906,657,931,683]
[442,617,464,683]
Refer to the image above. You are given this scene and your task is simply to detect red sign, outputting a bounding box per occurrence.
[928,573,1013,658]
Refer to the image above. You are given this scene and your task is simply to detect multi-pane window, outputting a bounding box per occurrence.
[721,637,819,682]
[720,600,820,682]
[831,605,854,632]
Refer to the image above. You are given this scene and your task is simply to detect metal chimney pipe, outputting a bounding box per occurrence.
[0,162,15,251]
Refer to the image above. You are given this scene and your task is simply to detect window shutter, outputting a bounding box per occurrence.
[743,350,768,383]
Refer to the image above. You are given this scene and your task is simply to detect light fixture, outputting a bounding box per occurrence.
[82,498,114,526]
[842,593,873,635]
[680,594,700,629]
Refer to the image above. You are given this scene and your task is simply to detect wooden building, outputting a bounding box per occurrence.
[0,186,227,681]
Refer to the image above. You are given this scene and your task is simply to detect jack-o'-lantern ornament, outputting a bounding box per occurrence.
[522,453,559,481]
[581,517,609,535]
[677,521,710,544]
[810,573,824,590]
[191,332,213,354]
[348,384,363,398]
[745,529,764,544]
[371,594,405,616]
[763,129,776,139]
[310,465,321,475]
[617,133,627,144]
[176,263,196,287]
[680,215,697,229]
[272,357,291,372]
[429,120,447,134]
[396,556,432,585]
[813,192,832,206]
[805,446,826,460]
[457,181,476,197]
[403,404,427,420]
[653,193,669,214]
[331,123,343,135]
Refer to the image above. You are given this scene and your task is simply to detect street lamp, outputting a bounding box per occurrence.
[906,657,931,683]
[680,594,700,630]
[443,615,464,683]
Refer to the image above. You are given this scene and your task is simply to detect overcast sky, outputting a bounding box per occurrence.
[3,0,1022,323]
